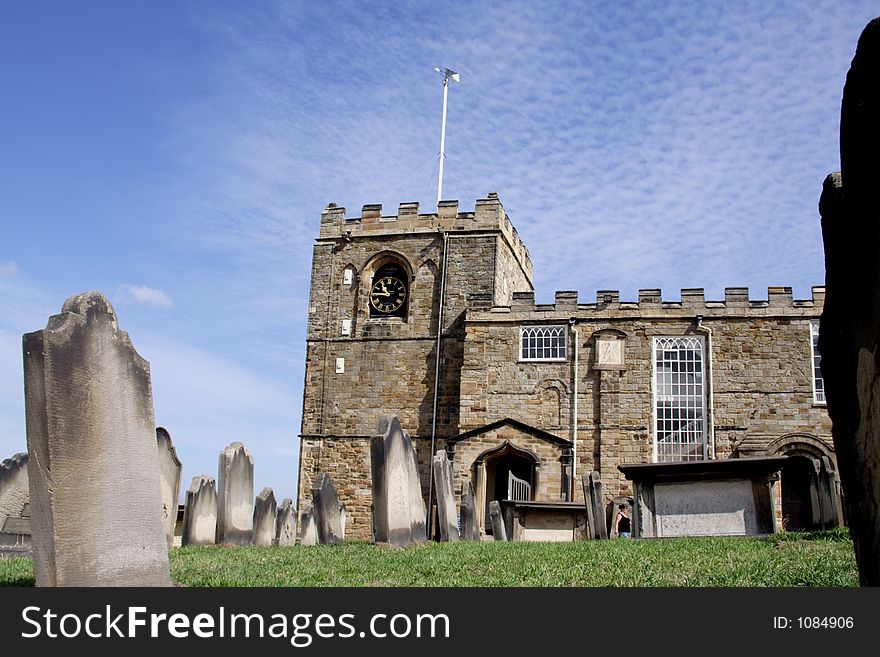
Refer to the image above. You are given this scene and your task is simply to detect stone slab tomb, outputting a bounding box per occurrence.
[370,414,426,547]
[156,427,182,549]
[312,473,344,545]
[217,441,254,545]
[432,450,459,541]
[181,476,218,547]
[459,479,481,541]
[23,291,170,586]
[253,487,278,546]
[275,498,297,546]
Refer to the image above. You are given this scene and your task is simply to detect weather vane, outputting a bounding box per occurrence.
[434,67,460,206]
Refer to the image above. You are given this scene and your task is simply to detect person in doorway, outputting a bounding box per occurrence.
[614,504,631,538]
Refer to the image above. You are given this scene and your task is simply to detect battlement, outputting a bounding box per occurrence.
[475,286,825,319]
[318,193,532,279]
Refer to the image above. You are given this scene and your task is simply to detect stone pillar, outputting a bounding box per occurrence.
[156,427,182,549]
[23,291,170,586]
[275,498,296,546]
[313,472,343,545]
[216,442,254,545]
[253,487,278,546]
[182,476,217,547]
[432,450,459,541]
[460,479,481,541]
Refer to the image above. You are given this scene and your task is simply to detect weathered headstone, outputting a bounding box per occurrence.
[23,291,170,586]
[312,472,343,545]
[216,442,254,545]
[589,471,609,539]
[156,427,182,549]
[0,452,29,522]
[432,450,459,541]
[275,498,296,546]
[300,504,318,546]
[339,502,347,541]
[489,500,507,541]
[253,487,278,547]
[370,414,427,547]
[181,476,217,547]
[580,472,597,540]
[819,16,880,585]
[459,479,481,541]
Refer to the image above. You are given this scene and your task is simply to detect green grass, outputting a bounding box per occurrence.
[1,529,858,587]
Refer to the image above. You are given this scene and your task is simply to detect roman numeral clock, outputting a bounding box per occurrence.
[369,263,408,318]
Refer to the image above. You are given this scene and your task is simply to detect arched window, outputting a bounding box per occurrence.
[369,262,409,318]
[653,336,707,462]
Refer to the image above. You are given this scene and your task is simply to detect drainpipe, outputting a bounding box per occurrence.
[695,315,715,460]
[569,318,579,499]
[427,229,449,536]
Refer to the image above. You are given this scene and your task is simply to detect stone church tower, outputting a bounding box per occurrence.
[297,193,532,540]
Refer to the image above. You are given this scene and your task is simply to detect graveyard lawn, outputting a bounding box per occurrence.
[0,529,857,587]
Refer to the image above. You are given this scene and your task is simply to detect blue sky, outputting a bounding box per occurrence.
[1,1,876,504]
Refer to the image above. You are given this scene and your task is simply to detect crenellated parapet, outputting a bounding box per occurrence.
[318,192,532,282]
[480,286,825,320]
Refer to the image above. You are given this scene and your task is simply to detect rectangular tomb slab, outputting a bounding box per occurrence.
[619,456,789,538]
[23,291,171,586]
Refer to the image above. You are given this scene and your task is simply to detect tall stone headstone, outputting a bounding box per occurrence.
[156,427,182,549]
[181,476,217,547]
[275,498,296,546]
[0,452,29,522]
[432,450,459,541]
[312,472,344,545]
[370,415,427,547]
[459,479,481,541]
[819,17,880,585]
[589,471,609,539]
[23,292,170,586]
[580,472,597,540]
[253,487,278,547]
[339,502,347,541]
[489,500,507,541]
[216,442,254,545]
[300,504,318,546]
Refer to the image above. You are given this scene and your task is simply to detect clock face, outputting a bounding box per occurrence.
[370,275,407,314]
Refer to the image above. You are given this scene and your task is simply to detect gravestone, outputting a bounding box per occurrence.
[0,453,29,522]
[339,502,347,541]
[489,500,507,541]
[312,472,343,545]
[275,498,296,546]
[818,16,880,585]
[156,427,182,549]
[459,479,481,541]
[181,476,217,547]
[23,291,170,586]
[432,450,459,541]
[589,471,609,539]
[253,487,277,547]
[216,442,254,545]
[580,473,597,540]
[300,504,318,546]
[370,414,427,547]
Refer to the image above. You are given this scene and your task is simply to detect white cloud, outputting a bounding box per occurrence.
[117,284,173,309]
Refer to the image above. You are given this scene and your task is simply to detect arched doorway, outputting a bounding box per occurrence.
[473,441,539,534]
[780,456,814,531]
[765,434,837,531]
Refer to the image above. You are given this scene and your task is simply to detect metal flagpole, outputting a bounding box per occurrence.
[435,67,459,205]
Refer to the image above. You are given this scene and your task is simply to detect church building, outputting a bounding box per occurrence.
[296,193,835,541]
